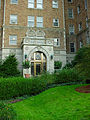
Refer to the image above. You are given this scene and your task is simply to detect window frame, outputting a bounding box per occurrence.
[68,8,74,19]
[10,15,17,24]
[52,0,58,8]
[54,38,60,47]
[69,24,75,35]
[36,0,43,9]
[37,16,43,28]
[28,16,35,27]
[70,42,75,53]
[11,0,18,4]
[9,35,17,45]
[28,0,34,8]
[53,18,59,27]
[78,22,82,31]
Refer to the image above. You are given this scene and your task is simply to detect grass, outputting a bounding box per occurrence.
[12,84,90,120]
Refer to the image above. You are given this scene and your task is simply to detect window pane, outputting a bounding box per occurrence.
[28,16,34,27]
[37,17,43,27]
[28,0,34,8]
[68,8,73,18]
[9,35,17,45]
[11,0,18,4]
[53,19,59,27]
[10,15,17,24]
[52,0,58,8]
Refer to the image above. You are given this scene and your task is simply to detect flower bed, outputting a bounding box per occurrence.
[75,85,90,93]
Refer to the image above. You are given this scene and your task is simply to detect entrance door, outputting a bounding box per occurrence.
[31,52,47,76]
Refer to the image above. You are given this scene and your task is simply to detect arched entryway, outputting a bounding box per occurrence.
[31,51,47,76]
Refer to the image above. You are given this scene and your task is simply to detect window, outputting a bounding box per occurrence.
[28,16,34,27]
[28,0,34,8]
[70,43,75,52]
[68,0,72,3]
[10,15,17,24]
[86,17,88,28]
[9,35,17,45]
[54,38,60,46]
[69,24,74,35]
[37,0,43,9]
[52,0,58,8]
[78,22,82,31]
[80,41,83,48]
[77,5,80,14]
[68,8,73,18]
[53,19,59,27]
[37,17,43,27]
[11,0,18,4]
[85,0,87,9]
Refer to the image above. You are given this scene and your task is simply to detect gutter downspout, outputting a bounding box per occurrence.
[2,0,6,48]
[62,0,66,50]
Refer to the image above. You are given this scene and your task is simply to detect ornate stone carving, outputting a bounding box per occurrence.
[26,29,36,37]
[36,30,45,37]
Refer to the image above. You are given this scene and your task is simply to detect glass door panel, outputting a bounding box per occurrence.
[36,63,41,75]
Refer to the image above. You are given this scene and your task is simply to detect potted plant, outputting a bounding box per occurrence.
[22,59,31,78]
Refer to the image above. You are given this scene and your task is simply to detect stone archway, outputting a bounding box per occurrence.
[28,47,50,76]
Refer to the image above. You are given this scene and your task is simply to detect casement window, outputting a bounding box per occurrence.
[10,15,17,24]
[54,38,60,46]
[28,0,34,8]
[37,0,43,9]
[68,8,73,18]
[69,24,74,35]
[52,0,58,8]
[78,22,82,31]
[37,17,43,27]
[28,16,34,27]
[0,0,1,9]
[9,35,17,45]
[11,0,18,4]
[68,0,72,3]
[70,43,75,53]
[85,0,87,9]
[86,17,88,28]
[77,5,80,14]
[53,19,59,27]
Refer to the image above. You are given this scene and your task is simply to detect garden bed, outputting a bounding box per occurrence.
[75,85,90,93]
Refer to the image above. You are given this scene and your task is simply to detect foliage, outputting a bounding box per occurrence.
[0,54,20,77]
[54,61,62,69]
[12,84,90,120]
[0,69,84,100]
[74,46,90,79]
[0,102,17,120]
[22,59,30,69]
[54,68,84,84]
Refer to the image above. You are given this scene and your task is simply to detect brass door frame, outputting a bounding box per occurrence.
[31,52,47,76]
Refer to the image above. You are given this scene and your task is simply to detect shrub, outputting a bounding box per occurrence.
[0,102,17,120]
[54,61,62,69]
[0,54,20,77]
[54,69,84,84]
[0,70,84,100]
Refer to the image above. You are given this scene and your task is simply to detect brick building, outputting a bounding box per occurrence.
[0,0,90,76]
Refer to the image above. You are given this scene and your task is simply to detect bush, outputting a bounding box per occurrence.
[0,76,47,100]
[0,69,84,100]
[0,54,20,77]
[54,69,84,84]
[0,102,17,120]
[54,61,62,69]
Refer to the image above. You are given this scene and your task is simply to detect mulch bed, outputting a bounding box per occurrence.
[75,85,90,93]
[10,99,23,103]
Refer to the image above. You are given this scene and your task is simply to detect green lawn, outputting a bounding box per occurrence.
[12,84,90,120]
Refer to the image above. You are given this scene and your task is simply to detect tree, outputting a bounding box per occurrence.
[0,54,20,77]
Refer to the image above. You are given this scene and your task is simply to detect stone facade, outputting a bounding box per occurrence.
[0,0,90,76]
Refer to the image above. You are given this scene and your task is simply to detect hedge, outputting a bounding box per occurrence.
[0,69,84,100]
